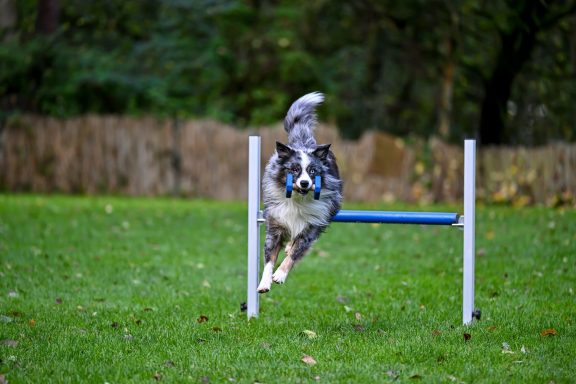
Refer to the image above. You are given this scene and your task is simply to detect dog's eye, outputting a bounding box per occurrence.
[309,168,316,175]
[290,165,301,173]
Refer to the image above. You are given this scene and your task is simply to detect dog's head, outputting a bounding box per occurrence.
[275,141,331,196]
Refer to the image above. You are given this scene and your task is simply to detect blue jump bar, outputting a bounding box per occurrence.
[332,210,459,225]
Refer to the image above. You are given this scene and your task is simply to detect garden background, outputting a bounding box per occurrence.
[1,1,575,383]
[1,0,576,207]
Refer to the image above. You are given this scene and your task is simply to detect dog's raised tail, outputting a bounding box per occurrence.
[284,92,324,147]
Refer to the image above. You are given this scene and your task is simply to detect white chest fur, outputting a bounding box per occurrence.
[267,194,332,239]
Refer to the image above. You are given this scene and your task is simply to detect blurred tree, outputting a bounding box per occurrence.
[478,0,576,145]
[0,0,575,145]
[35,0,59,35]
[0,0,17,41]
[436,4,459,140]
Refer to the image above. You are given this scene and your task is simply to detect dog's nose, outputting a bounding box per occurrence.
[300,180,310,189]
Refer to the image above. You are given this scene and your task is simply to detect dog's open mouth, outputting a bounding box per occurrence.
[295,187,311,196]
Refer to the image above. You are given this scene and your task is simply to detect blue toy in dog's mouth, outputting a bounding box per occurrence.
[286,174,321,200]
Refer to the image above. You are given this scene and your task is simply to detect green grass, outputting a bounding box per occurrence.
[0,195,575,383]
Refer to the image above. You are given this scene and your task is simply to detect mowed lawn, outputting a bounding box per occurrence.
[0,195,574,383]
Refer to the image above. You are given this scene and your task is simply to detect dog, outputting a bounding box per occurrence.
[257,92,343,293]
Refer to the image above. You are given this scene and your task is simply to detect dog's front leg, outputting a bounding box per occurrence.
[257,220,284,293]
[273,225,323,284]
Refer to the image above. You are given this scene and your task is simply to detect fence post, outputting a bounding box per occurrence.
[171,117,182,197]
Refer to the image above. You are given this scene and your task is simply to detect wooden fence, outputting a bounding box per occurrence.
[1,116,574,205]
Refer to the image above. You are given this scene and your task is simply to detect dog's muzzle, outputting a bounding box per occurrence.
[296,180,311,195]
[286,174,322,200]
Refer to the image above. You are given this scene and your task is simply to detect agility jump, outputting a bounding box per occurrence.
[247,137,478,325]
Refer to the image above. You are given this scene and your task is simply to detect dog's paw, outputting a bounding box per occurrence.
[257,285,270,294]
[257,278,272,293]
[272,269,288,284]
[257,263,274,293]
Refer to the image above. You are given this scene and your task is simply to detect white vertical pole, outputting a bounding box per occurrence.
[247,136,261,318]
[463,139,476,325]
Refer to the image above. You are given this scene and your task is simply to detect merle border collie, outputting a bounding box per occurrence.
[257,92,343,293]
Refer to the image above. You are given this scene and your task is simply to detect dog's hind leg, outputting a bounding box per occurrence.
[257,220,285,293]
[273,225,324,284]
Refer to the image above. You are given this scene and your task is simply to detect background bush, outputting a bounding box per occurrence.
[1,0,575,145]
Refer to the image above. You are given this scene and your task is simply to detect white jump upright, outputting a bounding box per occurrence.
[246,136,477,325]
[463,139,476,325]
[247,135,263,318]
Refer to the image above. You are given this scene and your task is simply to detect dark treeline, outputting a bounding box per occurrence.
[1,0,575,145]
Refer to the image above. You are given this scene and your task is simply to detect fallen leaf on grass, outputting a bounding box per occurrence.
[55,297,62,304]
[540,328,557,337]
[164,360,175,367]
[1,339,18,347]
[153,372,162,381]
[521,345,527,354]
[302,355,317,365]
[343,306,352,313]
[212,327,222,332]
[502,342,514,354]
[410,374,422,380]
[487,326,497,332]
[336,295,348,303]
[302,330,317,339]
[463,333,471,342]
[386,370,399,379]
[432,329,441,336]
[29,319,36,327]
[197,315,209,323]
[355,312,362,321]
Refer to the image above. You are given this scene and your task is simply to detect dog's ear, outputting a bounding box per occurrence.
[313,144,331,160]
[276,141,294,159]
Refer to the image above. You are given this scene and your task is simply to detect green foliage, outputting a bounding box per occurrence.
[0,195,575,382]
[1,0,575,144]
